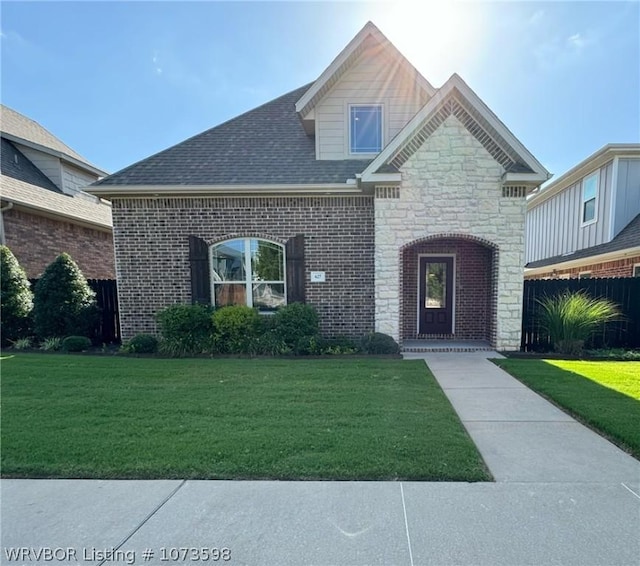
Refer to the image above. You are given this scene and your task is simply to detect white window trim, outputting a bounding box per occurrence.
[209,237,287,310]
[578,271,592,280]
[416,254,456,335]
[633,264,640,278]
[348,103,384,156]
[580,171,599,227]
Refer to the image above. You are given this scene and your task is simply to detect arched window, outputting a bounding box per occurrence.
[210,238,286,311]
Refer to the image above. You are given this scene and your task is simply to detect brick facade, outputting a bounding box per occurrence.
[401,238,494,341]
[526,256,640,279]
[112,196,375,341]
[4,208,115,279]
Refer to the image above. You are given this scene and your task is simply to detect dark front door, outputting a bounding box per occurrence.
[419,256,454,335]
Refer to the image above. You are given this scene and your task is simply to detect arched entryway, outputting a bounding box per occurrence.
[400,234,498,346]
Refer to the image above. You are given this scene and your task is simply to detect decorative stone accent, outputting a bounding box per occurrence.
[375,114,526,350]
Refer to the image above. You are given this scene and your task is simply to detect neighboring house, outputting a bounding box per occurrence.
[0,105,114,278]
[87,22,549,349]
[525,144,640,279]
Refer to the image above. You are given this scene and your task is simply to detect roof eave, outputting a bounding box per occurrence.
[85,183,363,198]
[527,144,640,209]
[1,132,108,177]
[525,245,640,276]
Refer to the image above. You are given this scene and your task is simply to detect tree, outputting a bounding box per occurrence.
[32,253,97,339]
[0,245,33,345]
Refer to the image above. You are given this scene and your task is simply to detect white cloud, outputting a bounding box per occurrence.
[152,52,163,75]
[567,33,587,50]
[529,10,545,25]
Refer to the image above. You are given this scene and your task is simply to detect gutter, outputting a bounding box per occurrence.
[0,202,14,245]
[524,245,640,276]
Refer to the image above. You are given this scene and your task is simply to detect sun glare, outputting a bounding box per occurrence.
[365,1,483,86]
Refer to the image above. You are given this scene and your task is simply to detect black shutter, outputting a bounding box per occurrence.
[188,235,211,305]
[285,234,305,304]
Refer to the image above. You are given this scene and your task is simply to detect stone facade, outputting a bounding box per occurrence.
[112,196,375,341]
[4,207,115,279]
[525,256,640,279]
[375,115,527,350]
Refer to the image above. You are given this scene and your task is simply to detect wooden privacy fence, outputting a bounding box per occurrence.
[521,277,640,351]
[29,279,120,344]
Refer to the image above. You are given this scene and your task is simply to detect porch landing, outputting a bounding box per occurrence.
[401,339,493,353]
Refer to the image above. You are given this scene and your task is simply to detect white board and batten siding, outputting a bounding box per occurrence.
[526,161,614,263]
[613,158,640,236]
[315,47,429,161]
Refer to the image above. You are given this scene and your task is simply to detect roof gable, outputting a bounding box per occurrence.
[295,22,435,119]
[361,74,550,184]
[1,138,62,194]
[0,105,106,176]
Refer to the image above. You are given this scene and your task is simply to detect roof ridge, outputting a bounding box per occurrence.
[94,83,313,186]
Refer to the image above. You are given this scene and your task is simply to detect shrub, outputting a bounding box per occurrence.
[62,336,92,352]
[11,337,33,350]
[123,333,158,354]
[273,303,319,353]
[319,336,359,355]
[360,332,400,355]
[40,337,63,351]
[537,291,621,355]
[213,305,260,354]
[155,304,214,357]
[0,245,33,345]
[32,253,97,340]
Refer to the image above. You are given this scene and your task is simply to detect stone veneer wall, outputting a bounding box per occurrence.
[375,114,527,350]
[401,238,493,340]
[111,196,374,341]
[4,208,115,279]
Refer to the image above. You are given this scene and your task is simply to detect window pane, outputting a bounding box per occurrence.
[583,198,596,222]
[251,240,284,281]
[213,283,246,307]
[350,106,382,153]
[425,263,446,308]
[252,283,285,311]
[583,175,597,201]
[211,240,245,282]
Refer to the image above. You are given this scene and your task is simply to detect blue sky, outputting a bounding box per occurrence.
[2,1,638,182]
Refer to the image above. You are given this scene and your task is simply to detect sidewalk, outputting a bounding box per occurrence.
[1,353,639,566]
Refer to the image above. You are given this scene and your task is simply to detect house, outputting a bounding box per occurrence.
[87,22,549,350]
[0,105,114,279]
[525,144,640,279]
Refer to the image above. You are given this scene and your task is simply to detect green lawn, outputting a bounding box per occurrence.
[1,354,490,481]
[494,359,640,459]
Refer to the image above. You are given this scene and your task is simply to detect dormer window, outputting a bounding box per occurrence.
[350,105,382,154]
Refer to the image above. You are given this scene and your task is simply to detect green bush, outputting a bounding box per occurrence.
[32,253,97,340]
[11,337,33,350]
[123,333,158,354]
[319,336,359,355]
[0,245,33,345]
[360,332,400,355]
[62,336,92,352]
[155,304,214,357]
[273,303,319,353]
[537,291,621,355]
[40,337,63,351]
[213,305,260,354]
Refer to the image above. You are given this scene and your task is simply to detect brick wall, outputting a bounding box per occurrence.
[4,208,115,279]
[401,238,493,340]
[111,196,375,341]
[526,256,640,279]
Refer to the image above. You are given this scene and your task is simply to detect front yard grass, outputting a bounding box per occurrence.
[1,354,490,481]
[494,359,640,459]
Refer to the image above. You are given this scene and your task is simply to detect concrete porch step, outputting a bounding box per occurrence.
[401,340,494,353]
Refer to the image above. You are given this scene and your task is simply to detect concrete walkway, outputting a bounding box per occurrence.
[1,353,639,565]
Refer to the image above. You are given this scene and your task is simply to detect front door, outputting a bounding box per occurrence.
[419,256,454,335]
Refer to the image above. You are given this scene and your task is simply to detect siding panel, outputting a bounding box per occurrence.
[614,158,640,235]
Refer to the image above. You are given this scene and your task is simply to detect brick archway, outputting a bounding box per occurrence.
[400,234,499,345]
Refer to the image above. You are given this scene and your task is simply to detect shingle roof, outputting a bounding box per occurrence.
[526,213,640,268]
[0,105,101,170]
[1,173,112,229]
[94,84,375,186]
[1,138,62,194]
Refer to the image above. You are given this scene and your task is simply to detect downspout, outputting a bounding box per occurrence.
[0,202,14,245]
